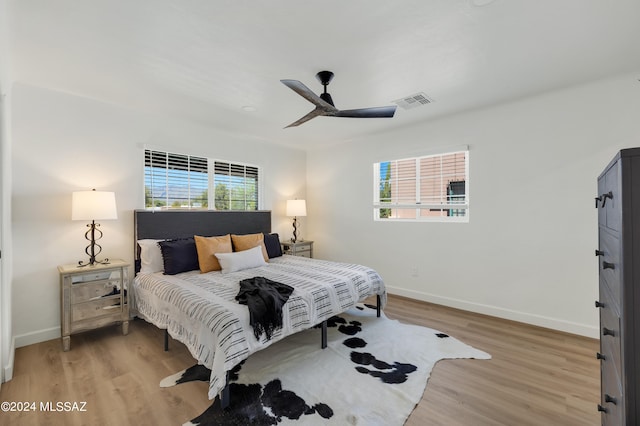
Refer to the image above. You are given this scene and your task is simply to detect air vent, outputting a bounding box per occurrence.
[394,92,433,110]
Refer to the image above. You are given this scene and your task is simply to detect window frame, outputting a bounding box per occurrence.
[373,148,469,223]
[143,148,262,211]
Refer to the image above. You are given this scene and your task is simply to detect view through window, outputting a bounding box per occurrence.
[374,149,468,221]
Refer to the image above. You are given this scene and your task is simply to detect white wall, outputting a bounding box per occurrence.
[307,73,640,337]
[0,0,15,382]
[10,83,305,347]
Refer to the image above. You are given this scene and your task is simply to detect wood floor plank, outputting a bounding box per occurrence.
[0,295,600,425]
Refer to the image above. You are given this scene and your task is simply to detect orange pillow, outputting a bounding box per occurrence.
[231,233,269,262]
[194,234,232,272]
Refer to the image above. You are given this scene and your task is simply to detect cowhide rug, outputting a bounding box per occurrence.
[161,304,490,425]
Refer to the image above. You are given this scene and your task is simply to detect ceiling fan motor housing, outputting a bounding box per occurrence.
[320,92,334,106]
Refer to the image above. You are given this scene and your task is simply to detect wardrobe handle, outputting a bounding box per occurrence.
[603,261,615,270]
[595,300,605,308]
[600,191,613,207]
[595,249,604,256]
[605,394,617,405]
[596,352,606,360]
[603,327,615,337]
[598,404,608,413]
[595,196,602,208]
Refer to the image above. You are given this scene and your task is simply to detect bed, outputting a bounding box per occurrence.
[132,209,387,405]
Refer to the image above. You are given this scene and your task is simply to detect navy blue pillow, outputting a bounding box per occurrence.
[158,237,199,275]
[263,233,283,258]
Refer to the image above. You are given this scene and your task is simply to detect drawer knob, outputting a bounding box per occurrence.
[605,394,617,405]
[595,249,604,257]
[603,261,615,270]
[595,300,605,308]
[603,327,615,337]
[597,404,608,413]
[596,352,606,360]
[600,191,613,207]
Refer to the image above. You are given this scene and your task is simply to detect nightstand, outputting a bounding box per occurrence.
[281,240,314,258]
[58,260,130,351]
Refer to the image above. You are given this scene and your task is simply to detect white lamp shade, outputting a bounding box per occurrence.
[72,190,118,221]
[286,199,307,217]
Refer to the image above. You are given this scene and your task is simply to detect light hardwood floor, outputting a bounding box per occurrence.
[0,295,600,425]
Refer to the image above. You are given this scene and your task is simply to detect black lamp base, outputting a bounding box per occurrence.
[77,220,110,267]
[291,217,299,243]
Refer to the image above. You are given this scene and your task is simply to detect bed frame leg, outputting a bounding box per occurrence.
[321,320,327,349]
[377,295,381,317]
[221,371,231,409]
[164,329,169,351]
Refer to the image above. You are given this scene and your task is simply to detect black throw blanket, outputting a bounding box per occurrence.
[236,276,294,340]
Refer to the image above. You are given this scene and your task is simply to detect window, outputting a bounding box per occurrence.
[373,149,468,221]
[145,150,208,209]
[213,161,259,210]
[144,149,260,210]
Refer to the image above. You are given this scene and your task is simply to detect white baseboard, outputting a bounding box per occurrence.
[14,326,60,349]
[386,285,599,339]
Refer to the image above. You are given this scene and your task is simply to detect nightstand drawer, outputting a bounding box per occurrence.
[71,270,119,284]
[72,297,123,322]
[72,281,121,303]
[295,250,311,258]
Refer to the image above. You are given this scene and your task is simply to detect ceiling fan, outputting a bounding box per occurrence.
[280,71,397,128]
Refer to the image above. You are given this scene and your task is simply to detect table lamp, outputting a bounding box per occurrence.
[72,189,117,266]
[286,199,307,243]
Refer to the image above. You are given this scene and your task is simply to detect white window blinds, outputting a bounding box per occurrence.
[145,150,208,209]
[374,149,469,221]
[144,150,261,211]
[213,161,259,211]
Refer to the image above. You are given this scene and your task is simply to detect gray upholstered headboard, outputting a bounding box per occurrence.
[133,209,272,271]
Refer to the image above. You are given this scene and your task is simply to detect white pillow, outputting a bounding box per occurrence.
[215,245,267,274]
[138,239,164,274]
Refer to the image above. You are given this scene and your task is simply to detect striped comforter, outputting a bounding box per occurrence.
[133,254,387,400]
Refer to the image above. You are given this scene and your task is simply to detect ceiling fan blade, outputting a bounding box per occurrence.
[284,108,325,128]
[281,79,336,111]
[335,105,397,118]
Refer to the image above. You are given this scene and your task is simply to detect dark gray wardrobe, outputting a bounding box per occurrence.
[596,148,640,425]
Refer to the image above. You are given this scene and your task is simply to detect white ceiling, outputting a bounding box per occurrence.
[9,0,640,149]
